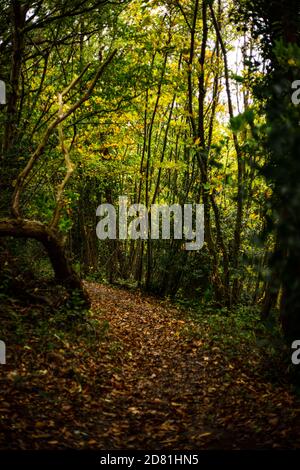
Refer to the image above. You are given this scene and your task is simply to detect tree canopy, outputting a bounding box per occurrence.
[1,0,300,454]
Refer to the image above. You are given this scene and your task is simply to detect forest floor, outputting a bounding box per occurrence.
[1,281,300,449]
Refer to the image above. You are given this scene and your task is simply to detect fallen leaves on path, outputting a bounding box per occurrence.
[1,282,300,449]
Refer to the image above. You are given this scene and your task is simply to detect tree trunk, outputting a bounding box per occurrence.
[0,218,90,306]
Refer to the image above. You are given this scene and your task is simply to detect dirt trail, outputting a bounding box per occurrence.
[86,282,217,449]
[1,282,300,450]
[83,282,300,449]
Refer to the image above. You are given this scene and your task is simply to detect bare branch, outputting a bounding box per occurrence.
[11,49,118,218]
[50,93,75,230]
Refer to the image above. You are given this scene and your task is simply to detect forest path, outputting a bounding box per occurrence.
[85,282,217,449]
[1,282,300,450]
[81,282,300,449]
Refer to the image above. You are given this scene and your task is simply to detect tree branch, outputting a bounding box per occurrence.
[11,49,117,218]
[50,93,75,230]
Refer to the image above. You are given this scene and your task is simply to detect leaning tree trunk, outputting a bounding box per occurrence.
[0,51,117,308]
[0,218,90,306]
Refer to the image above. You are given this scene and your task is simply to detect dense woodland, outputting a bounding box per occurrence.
[1,0,300,452]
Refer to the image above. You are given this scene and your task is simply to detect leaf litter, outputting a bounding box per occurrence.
[0,281,300,449]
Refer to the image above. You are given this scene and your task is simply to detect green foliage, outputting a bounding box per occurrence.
[1,0,298,357]
[232,0,300,345]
